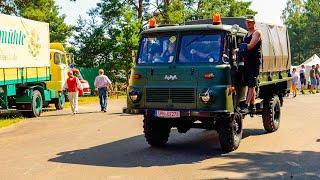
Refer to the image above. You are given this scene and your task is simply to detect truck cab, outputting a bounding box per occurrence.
[126,16,292,151]
[46,43,69,96]
[46,43,91,96]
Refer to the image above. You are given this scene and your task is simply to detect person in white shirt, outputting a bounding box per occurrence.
[299,65,306,94]
[291,68,299,97]
[94,69,112,112]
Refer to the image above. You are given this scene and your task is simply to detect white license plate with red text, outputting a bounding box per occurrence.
[155,110,180,118]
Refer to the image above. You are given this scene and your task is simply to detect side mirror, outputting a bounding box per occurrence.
[231,24,240,35]
[222,54,229,63]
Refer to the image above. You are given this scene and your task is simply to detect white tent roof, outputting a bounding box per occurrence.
[302,54,320,66]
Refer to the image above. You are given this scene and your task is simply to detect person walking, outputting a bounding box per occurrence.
[299,65,306,94]
[63,70,83,114]
[240,16,262,114]
[315,64,320,93]
[309,65,317,94]
[291,68,299,97]
[94,69,112,112]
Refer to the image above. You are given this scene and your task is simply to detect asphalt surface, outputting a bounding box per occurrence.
[0,95,319,180]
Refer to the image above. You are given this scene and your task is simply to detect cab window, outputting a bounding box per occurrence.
[178,34,222,63]
[54,53,62,64]
[137,35,177,64]
[54,53,67,65]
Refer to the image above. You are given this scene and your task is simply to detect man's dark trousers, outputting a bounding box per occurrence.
[98,87,108,111]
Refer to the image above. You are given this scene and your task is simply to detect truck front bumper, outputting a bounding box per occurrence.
[127,108,232,118]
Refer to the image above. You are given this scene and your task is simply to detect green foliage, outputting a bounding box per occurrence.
[72,2,140,83]
[0,0,72,43]
[183,0,256,21]
[282,0,320,65]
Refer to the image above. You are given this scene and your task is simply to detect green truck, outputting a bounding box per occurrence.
[126,17,292,151]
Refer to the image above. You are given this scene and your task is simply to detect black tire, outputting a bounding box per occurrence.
[262,95,281,133]
[24,90,43,118]
[218,112,243,152]
[143,114,171,147]
[55,92,65,110]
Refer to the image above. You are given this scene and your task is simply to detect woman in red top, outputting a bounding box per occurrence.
[63,71,83,114]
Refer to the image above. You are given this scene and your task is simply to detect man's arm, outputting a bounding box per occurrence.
[105,76,112,91]
[247,30,261,50]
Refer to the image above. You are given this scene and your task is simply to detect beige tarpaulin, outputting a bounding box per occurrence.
[256,22,291,72]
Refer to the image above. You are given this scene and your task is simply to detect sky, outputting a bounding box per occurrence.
[55,0,287,25]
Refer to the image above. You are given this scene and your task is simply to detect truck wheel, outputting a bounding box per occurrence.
[218,112,243,152]
[55,92,65,110]
[24,90,43,118]
[143,115,171,147]
[262,95,281,133]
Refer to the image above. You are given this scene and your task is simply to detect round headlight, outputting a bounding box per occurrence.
[199,89,213,104]
[130,94,139,101]
[129,90,141,102]
[200,94,211,102]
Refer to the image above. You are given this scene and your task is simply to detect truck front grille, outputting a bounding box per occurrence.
[146,88,195,103]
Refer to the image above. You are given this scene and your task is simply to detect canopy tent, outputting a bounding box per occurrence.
[290,54,320,88]
[302,54,320,67]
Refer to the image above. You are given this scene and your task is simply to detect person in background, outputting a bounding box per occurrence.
[161,42,175,63]
[94,69,112,112]
[309,65,317,94]
[315,64,320,93]
[291,68,299,97]
[63,70,83,115]
[299,65,306,94]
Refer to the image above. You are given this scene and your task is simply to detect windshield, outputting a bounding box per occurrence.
[54,53,67,65]
[137,35,177,64]
[66,53,74,65]
[179,34,222,63]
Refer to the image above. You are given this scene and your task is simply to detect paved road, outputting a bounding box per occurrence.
[0,95,319,180]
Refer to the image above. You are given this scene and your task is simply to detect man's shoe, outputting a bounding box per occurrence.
[240,106,249,114]
[103,109,107,112]
[248,105,256,113]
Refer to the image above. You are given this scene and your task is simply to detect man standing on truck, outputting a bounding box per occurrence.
[63,71,83,114]
[94,69,112,112]
[240,16,262,113]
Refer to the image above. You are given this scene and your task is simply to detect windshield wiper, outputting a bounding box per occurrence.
[185,35,206,47]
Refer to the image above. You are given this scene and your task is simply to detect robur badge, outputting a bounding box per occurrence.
[164,75,178,80]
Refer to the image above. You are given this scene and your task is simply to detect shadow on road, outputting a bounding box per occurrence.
[42,111,101,117]
[317,139,320,142]
[242,128,266,139]
[202,150,320,179]
[49,128,270,168]
[49,129,226,167]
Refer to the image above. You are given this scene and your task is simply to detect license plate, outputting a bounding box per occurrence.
[155,110,180,118]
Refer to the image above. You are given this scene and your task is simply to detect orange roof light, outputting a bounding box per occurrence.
[149,18,157,28]
[213,14,221,25]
